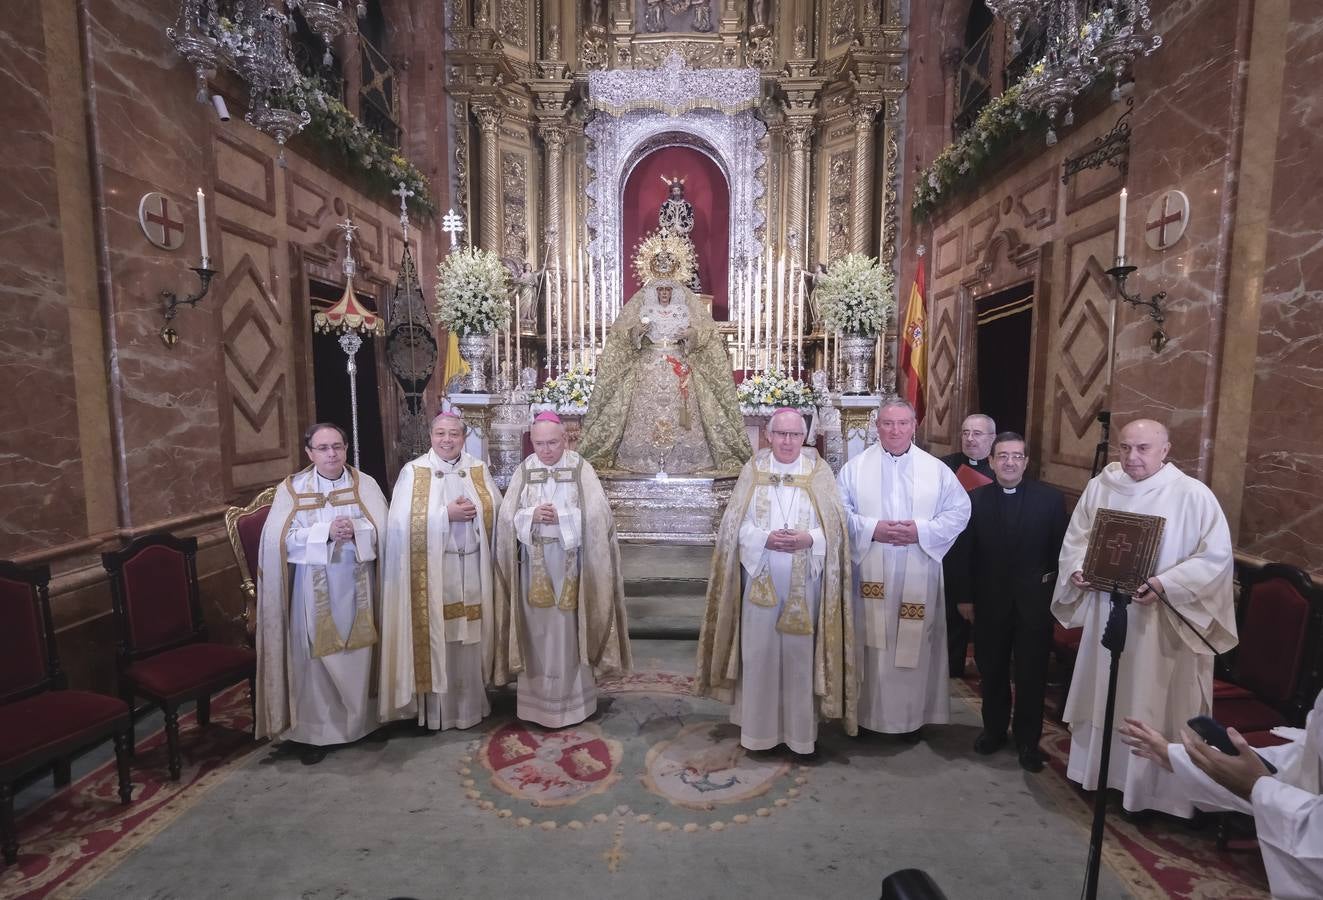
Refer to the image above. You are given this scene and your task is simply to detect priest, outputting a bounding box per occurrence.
[837,398,971,738]
[493,412,631,727]
[379,410,502,731]
[1119,689,1323,898]
[1053,418,1238,815]
[695,408,856,755]
[941,413,996,677]
[255,423,389,764]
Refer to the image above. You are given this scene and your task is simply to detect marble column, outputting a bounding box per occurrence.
[850,99,881,255]
[474,104,503,251]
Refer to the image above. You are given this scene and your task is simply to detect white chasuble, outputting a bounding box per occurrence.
[379,450,502,731]
[838,443,970,732]
[511,452,596,728]
[279,469,378,745]
[1052,461,1237,816]
[254,465,389,746]
[734,452,827,753]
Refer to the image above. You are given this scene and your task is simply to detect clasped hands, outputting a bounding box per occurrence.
[446,497,478,523]
[329,515,356,543]
[533,503,560,525]
[1069,571,1164,605]
[765,528,811,552]
[871,519,919,546]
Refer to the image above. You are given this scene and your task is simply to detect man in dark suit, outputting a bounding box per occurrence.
[940,414,995,677]
[964,431,1068,772]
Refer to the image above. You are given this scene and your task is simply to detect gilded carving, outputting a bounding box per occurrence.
[829,0,855,47]
[631,39,724,68]
[637,0,714,33]
[499,0,527,48]
[501,151,529,261]
[827,150,854,262]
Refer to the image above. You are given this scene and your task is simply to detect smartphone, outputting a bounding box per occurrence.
[1187,715,1278,774]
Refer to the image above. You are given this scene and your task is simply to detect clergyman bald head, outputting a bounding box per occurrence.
[1118,418,1170,482]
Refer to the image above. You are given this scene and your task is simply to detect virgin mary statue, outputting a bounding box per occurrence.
[578,261,750,475]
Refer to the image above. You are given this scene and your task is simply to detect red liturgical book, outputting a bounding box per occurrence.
[956,464,994,492]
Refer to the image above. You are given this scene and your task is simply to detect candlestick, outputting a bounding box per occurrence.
[587,250,596,365]
[196,188,209,265]
[545,256,554,378]
[1116,187,1128,265]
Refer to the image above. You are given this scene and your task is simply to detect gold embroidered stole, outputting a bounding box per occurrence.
[523,460,581,611]
[408,465,434,692]
[749,464,816,636]
[288,476,378,659]
[430,463,492,629]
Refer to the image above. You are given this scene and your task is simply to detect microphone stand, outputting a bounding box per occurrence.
[1083,590,1130,900]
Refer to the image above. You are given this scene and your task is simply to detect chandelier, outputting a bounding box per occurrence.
[985,0,1161,144]
[167,0,363,153]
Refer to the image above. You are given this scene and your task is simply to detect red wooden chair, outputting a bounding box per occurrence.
[223,486,277,645]
[0,561,132,865]
[102,534,256,781]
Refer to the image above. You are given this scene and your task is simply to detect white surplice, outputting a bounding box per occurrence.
[1165,690,1323,899]
[1053,462,1237,816]
[283,469,376,745]
[838,443,970,732]
[512,452,596,727]
[733,452,826,753]
[380,450,501,731]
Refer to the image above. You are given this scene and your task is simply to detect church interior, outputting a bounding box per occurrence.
[3,0,1321,896]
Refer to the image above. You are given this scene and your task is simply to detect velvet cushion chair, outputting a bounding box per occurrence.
[0,561,133,866]
[1213,564,1320,739]
[223,486,277,645]
[102,535,256,781]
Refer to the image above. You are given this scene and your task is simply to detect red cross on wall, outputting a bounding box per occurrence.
[1145,192,1185,248]
[141,193,185,249]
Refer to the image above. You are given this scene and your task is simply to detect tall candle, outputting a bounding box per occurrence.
[1116,188,1128,264]
[544,257,553,378]
[587,250,596,364]
[197,188,209,264]
[763,246,773,372]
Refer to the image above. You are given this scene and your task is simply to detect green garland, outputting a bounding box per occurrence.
[298,77,437,219]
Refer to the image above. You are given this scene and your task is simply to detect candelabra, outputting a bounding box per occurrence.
[1105,262,1167,353]
[160,265,219,346]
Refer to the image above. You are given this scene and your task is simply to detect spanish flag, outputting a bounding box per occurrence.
[441,330,470,392]
[899,260,927,424]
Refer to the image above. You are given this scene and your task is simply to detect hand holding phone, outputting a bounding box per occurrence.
[1186,715,1278,774]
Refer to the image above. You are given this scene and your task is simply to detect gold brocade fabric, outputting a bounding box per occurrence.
[408,465,434,694]
[578,281,751,474]
[289,480,378,660]
[749,467,814,636]
[695,449,858,735]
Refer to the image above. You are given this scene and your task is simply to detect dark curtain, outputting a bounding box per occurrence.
[974,282,1033,437]
[621,145,730,319]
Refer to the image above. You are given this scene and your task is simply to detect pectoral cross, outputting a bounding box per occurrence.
[1106,533,1133,566]
[393,181,415,241]
[442,208,465,250]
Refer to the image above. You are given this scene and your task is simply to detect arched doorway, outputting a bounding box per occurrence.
[620,145,730,318]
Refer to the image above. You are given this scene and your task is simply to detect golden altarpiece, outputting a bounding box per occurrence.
[443,0,906,539]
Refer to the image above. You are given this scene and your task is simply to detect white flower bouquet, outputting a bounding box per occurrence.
[814,253,896,336]
[530,367,595,415]
[737,370,822,415]
[434,247,512,335]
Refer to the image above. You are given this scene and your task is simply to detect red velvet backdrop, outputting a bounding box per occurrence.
[621,146,730,319]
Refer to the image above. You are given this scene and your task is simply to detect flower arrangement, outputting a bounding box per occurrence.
[813,253,896,336]
[912,9,1125,221]
[530,367,595,415]
[435,247,512,335]
[737,370,822,415]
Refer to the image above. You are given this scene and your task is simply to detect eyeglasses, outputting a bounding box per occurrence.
[961,430,990,437]
[310,443,346,453]
[770,430,805,439]
[993,452,1027,462]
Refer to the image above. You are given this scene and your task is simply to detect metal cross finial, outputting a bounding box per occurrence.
[337,216,360,277]
[393,181,415,241]
[441,208,465,250]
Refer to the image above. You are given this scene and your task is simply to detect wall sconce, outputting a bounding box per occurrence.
[1105,262,1167,353]
[160,264,218,346]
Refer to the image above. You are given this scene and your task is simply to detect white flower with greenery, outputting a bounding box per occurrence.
[737,370,822,414]
[530,367,595,415]
[814,253,895,337]
[435,247,512,335]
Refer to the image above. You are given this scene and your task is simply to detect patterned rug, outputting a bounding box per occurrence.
[2,675,1275,899]
[1,684,262,900]
[952,676,1272,899]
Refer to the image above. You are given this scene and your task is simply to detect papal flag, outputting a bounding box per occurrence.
[442,330,470,392]
[899,259,927,425]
